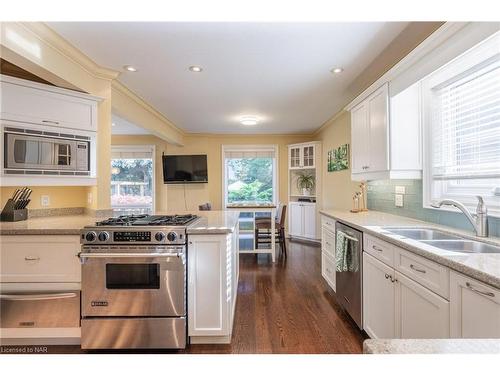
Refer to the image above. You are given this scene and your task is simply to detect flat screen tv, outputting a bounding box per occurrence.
[162,154,208,184]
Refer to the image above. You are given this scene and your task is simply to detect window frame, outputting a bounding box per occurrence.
[111,144,156,213]
[422,31,500,217]
[221,144,279,208]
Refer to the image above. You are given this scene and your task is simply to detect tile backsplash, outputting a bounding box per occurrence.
[367,179,500,237]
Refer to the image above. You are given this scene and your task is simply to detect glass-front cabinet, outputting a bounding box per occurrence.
[288,144,315,169]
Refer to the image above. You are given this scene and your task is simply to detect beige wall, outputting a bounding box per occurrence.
[112,133,312,212]
[313,111,359,211]
[0,186,88,209]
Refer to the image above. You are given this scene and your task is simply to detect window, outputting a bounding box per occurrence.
[222,145,278,207]
[423,32,500,215]
[111,146,155,214]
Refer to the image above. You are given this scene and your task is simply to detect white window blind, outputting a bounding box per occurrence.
[431,60,500,180]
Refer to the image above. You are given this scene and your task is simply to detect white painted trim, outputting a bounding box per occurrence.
[110,144,156,212]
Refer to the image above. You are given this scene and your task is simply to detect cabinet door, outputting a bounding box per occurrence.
[321,251,336,292]
[363,252,396,339]
[288,203,303,236]
[302,145,315,168]
[289,147,302,169]
[188,235,230,337]
[395,271,450,339]
[350,102,369,174]
[302,204,316,239]
[450,271,500,338]
[367,84,389,172]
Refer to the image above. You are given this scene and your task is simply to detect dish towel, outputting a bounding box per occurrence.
[335,230,359,273]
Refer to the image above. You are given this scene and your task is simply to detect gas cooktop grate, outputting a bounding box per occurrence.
[95,214,198,226]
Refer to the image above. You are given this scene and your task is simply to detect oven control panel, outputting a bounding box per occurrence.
[114,231,151,242]
[81,228,186,245]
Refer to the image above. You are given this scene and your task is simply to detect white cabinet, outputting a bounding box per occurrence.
[321,224,336,291]
[288,202,317,240]
[289,143,316,169]
[188,231,238,344]
[450,271,500,338]
[1,75,100,132]
[349,82,421,181]
[363,252,396,339]
[395,271,450,339]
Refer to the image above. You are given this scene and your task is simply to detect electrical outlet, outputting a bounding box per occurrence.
[87,192,93,205]
[41,195,50,207]
[395,194,404,207]
[395,186,406,194]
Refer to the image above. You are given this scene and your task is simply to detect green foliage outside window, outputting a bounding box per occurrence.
[227,158,273,203]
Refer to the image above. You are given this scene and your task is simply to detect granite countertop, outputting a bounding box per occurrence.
[320,210,500,289]
[363,339,500,354]
[0,210,240,236]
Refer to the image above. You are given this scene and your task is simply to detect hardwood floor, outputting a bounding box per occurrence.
[2,240,365,354]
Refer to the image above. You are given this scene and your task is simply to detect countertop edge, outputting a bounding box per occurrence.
[319,210,500,289]
[363,339,500,354]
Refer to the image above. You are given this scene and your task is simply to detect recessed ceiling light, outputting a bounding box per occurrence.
[240,116,259,126]
[124,65,138,72]
[112,122,116,127]
[331,67,344,74]
[189,66,203,73]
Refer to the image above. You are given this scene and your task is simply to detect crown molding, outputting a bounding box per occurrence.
[21,22,120,81]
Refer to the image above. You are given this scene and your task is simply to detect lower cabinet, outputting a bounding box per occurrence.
[362,253,396,339]
[187,231,238,344]
[450,271,500,338]
[288,202,317,240]
[395,271,449,339]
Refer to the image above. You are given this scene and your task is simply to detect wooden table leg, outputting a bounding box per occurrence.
[271,208,276,262]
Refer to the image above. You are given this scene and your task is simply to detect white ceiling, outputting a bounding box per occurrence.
[112,114,151,135]
[49,22,409,134]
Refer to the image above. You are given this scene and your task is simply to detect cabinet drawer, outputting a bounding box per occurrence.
[395,249,449,299]
[321,215,335,232]
[0,236,81,283]
[321,251,336,292]
[364,234,395,267]
[321,226,335,258]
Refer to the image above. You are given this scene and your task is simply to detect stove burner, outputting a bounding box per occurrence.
[96,214,198,226]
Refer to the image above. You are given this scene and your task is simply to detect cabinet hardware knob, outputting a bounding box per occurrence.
[465,282,495,297]
[372,245,383,252]
[385,274,390,279]
[410,264,426,273]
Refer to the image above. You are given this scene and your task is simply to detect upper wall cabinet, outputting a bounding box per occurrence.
[0,75,100,133]
[349,82,422,181]
[289,143,316,169]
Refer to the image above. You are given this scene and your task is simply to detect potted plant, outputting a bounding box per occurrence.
[297,172,315,196]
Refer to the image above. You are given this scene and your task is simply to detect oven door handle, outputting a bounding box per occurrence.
[79,252,181,258]
[0,292,78,301]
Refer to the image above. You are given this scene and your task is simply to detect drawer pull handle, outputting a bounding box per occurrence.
[326,242,331,246]
[24,256,40,261]
[410,264,426,273]
[0,293,77,301]
[466,282,495,298]
[42,120,59,124]
[372,245,383,252]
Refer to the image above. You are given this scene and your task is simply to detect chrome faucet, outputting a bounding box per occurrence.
[431,196,488,237]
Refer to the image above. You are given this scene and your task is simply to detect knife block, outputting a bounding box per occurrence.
[1,199,28,222]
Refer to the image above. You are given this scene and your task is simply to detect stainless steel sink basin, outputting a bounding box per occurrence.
[382,227,461,240]
[420,240,500,254]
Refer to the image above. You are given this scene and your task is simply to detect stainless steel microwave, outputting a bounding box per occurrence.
[3,126,90,176]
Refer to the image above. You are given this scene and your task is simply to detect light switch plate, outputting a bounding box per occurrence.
[41,195,50,207]
[87,192,93,205]
[395,194,404,207]
[395,186,406,194]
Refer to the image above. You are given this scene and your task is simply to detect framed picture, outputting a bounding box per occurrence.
[327,144,349,172]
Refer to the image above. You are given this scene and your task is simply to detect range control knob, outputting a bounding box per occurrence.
[155,232,166,242]
[98,231,110,242]
[85,231,97,242]
[166,232,178,242]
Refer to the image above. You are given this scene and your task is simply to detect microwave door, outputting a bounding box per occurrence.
[39,140,55,167]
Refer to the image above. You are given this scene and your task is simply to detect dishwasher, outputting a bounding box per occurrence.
[335,221,363,329]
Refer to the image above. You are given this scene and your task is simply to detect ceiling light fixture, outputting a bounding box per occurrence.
[124,65,138,72]
[331,67,344,74]
[240,116,259,126]
[112,122,116,126]
[189,66,203,73]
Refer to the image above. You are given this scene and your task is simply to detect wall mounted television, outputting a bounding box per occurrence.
[162,154,208,184]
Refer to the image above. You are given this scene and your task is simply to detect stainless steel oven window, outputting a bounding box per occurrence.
[105,263,161,289]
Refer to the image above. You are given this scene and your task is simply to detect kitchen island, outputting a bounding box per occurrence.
[0,210,240,347]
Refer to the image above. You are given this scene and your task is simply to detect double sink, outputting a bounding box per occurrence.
[381,227,500,254]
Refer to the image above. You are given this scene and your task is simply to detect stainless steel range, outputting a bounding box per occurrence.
[79,214,198,350]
